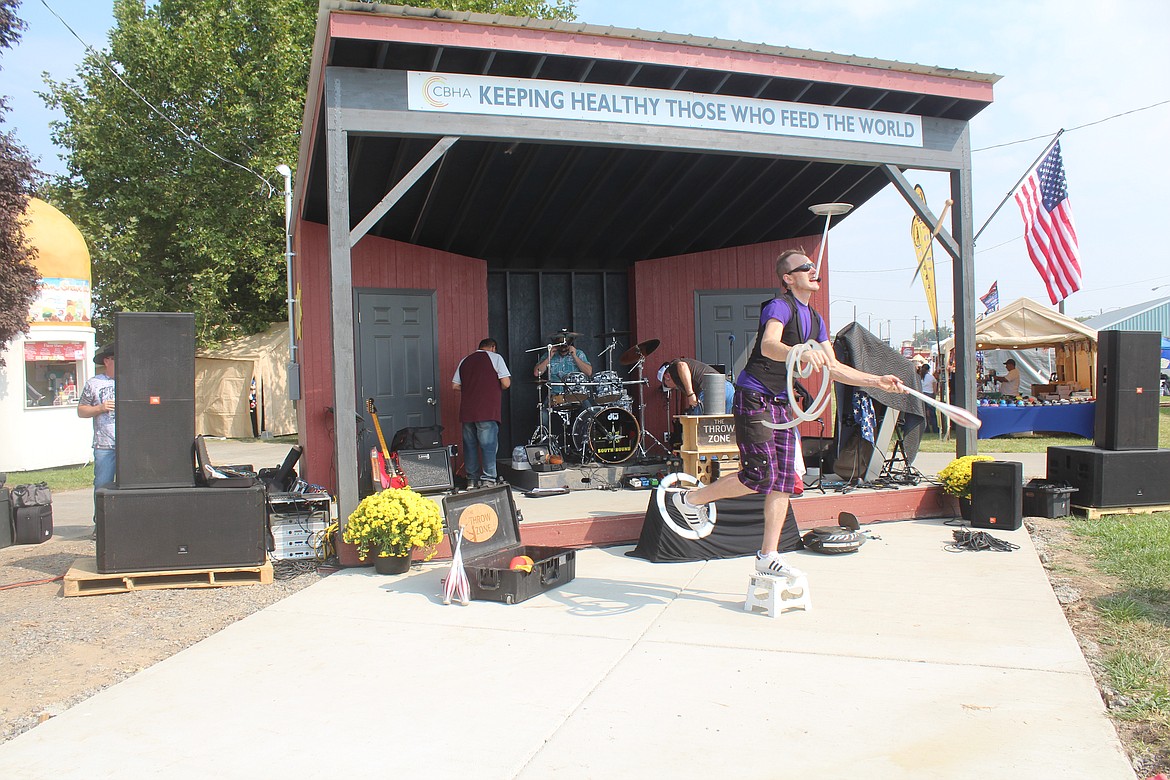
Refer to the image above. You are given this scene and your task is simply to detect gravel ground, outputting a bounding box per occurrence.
[0,530,330,744]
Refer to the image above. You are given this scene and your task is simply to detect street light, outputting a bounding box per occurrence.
[830,299,856,325]
[276,163,299,402]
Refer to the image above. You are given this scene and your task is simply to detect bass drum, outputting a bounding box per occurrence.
[571,406,640,464]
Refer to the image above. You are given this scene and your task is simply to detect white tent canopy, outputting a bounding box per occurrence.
[195,324,296,438]
[941,297,1098,392]
[941,297,1097,354]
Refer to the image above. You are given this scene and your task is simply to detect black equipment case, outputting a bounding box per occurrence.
[442,485,575,605]
[14,504,53,545]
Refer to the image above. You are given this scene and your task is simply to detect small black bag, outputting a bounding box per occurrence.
[390,425,443,452]
[11,482,51,508]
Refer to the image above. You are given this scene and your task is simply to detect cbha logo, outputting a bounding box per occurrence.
[423,76,471,108]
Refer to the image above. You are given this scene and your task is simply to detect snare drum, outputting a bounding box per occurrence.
[593,370,624,403]
[571,406,640,464]
[561,371,590,404]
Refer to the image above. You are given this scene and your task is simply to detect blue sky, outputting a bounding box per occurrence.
[5,0,1169,346]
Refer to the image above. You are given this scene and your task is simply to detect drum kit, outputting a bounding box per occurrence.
[528,329,667,465]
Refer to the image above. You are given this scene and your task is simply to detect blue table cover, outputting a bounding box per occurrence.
[977,402,1095,439]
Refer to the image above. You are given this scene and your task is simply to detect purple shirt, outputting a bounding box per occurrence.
[737,297,828,396]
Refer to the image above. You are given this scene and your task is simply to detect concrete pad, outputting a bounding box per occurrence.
[0,521,1134,779]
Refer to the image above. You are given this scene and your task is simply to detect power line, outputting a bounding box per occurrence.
[973,99,1170,152]
[38,0,277,196]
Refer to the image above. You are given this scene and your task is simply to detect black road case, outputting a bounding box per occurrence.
[442,485,575,605]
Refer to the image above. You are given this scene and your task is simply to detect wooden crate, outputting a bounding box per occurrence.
[681,448,739,484]
[64,557,273,597]
[678,415,736,452]
[1071,504,1170,521]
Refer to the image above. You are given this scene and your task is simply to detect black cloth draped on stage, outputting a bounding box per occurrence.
[629,492,802,562]
[832,322,926,468]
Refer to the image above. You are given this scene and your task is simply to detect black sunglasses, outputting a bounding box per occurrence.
[787,262,815,275]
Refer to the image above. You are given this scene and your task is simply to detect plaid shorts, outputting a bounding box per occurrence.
[733,388,800,495]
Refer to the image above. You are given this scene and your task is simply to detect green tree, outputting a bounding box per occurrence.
[911,324,952,349]
[44,0,575,346]
[0,0,41,367]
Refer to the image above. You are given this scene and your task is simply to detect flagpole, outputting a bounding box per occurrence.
[972,129,1064,245]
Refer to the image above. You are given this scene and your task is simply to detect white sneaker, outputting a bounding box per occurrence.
[670,489,712,533]
[755,551,804,580]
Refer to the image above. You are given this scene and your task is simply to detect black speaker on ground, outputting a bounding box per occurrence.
[115,312,197,489]
[970,460,1023,531]
[396,448,454,493]
[1095,330,1160,450]
[95,485,266,573]
[1047,445,1170,508]
[0,486,12,549]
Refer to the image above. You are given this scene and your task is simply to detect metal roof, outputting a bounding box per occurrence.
[300,2,998,266]
[1083,296,1170,331]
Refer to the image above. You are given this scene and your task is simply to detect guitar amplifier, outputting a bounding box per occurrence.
[396,448,454,494]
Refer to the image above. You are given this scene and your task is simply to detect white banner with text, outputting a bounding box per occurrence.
[407,71,922,147]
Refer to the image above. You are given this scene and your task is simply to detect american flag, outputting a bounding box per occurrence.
[979,281,1000,313]
[1014,142,1082,304]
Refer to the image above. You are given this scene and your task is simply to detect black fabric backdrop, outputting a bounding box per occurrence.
[629,492,803,562]
[832,322,927,466]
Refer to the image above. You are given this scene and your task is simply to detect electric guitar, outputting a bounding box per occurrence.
[366,399,408,489]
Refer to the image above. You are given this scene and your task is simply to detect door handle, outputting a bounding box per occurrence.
[426,397,437,405]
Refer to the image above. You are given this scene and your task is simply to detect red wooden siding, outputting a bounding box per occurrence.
[295,222,486,491]
[632,236,835,443]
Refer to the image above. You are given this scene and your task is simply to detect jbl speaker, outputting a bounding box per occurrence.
[1095,330,1160,450]
[396,448,454,494]
[1047,445,1170,508]
[115,312,197,488]
[95,485,266,573]
[970,460,1023,531]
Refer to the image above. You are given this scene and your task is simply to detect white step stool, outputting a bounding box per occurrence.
[745,573,812,617]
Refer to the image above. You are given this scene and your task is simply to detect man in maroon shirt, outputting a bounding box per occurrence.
[453,338,512,487]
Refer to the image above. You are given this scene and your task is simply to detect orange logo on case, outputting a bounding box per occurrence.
[458,503,499,543]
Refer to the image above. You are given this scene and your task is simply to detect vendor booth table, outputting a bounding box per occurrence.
[977,402,1094,439]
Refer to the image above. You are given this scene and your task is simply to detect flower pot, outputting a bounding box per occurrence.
[958,497,973,521]
[374,553,412,575]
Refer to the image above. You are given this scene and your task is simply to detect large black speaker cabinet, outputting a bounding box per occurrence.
[970,460,1023,531]
[95,485,266,573]
[396,448,454,494]
[1095,330,1160,450]
[116,312,197,488]
[1047,446,1170,508]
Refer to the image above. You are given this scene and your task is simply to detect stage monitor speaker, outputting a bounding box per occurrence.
[396,448,454,494]
[1047,445,1170,508]
[115,312,197,488]
[95,485,266,573]
[1095,330,1160,450]
[970,460,1023,531]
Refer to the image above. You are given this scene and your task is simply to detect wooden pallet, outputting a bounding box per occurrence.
[63,557,273,597]
[1071,503,1170,520]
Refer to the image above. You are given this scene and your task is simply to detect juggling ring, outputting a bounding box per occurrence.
[654,342,833,540]
[656,472,717,540]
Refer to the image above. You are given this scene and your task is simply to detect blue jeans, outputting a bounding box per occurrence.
[698,379,737,415]
[94,447,116,491]
[462,421,499,482]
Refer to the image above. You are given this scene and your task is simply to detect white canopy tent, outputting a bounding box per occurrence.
[195,324,296,438]
[941,297,1098,392]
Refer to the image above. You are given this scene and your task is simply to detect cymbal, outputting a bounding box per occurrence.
[595,329,630,339]
[619,338,661,365]
[547,329,582,342]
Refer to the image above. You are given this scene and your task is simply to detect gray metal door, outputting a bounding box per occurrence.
[355,290,439,440]
[696,289,774,379]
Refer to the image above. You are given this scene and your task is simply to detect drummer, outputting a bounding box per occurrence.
[533,330,593,383]
[658,358,734,415]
